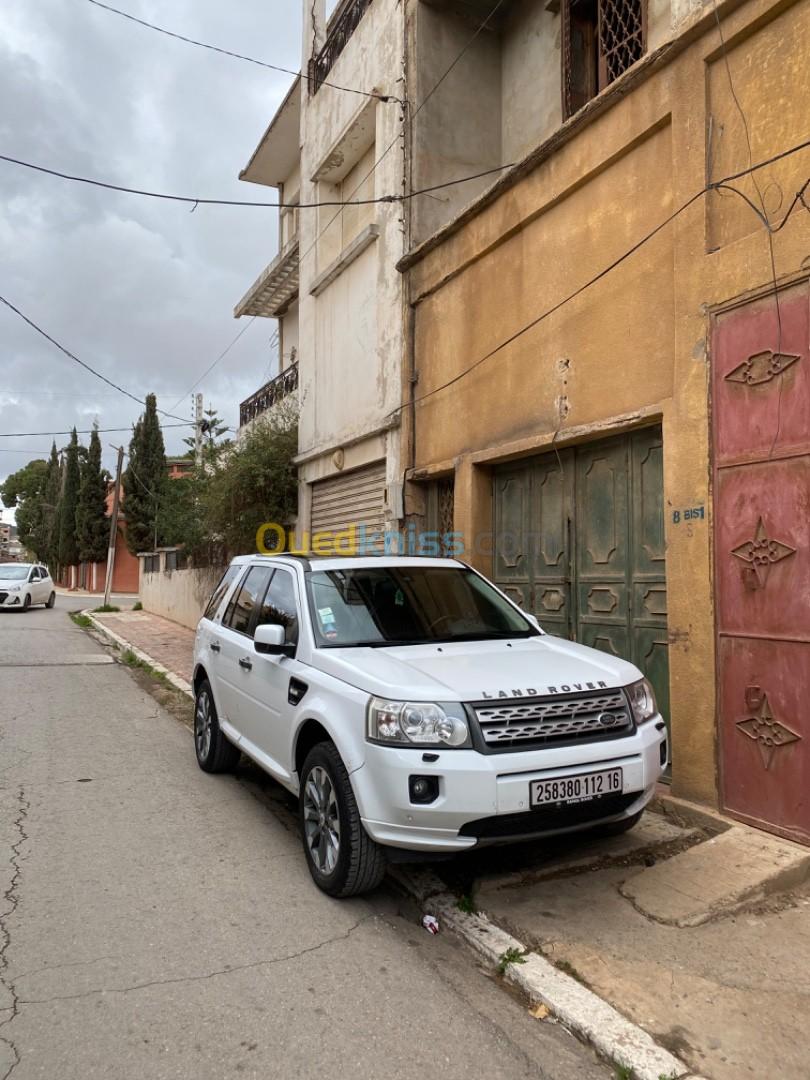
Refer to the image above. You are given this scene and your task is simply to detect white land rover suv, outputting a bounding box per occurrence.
[192,555,668,897]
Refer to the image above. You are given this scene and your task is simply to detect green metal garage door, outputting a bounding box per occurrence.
[493,427,669,729]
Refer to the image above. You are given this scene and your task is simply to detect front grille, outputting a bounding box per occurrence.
[473,689,633,750]
[459,792,637,839]
[0,593,7,604]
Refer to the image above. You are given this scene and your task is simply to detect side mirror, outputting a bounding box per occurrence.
[525,613,543,633]
[254,623,295,657]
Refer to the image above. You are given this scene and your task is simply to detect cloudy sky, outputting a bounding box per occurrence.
[1,0,303,516]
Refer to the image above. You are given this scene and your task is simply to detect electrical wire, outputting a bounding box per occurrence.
[0,294,193,426]
[392,147,810,420]
[168,318,258,413]
[294,0,511,279]
[0,153,515,210]
[710,0,785,458]
[0,424,190,438]
[84,0,402,104]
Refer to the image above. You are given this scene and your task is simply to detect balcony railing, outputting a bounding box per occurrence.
[239,362,299,428]
[308,0,374,94]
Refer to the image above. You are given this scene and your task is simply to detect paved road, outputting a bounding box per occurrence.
[0,597,608,1080]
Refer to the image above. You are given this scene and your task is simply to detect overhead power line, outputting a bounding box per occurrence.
[0,294,193,425]
[0,153,514,210]
[168,317,258,412]
[0,424,190,438]
[394,142,810,419]
[84,0,402,104]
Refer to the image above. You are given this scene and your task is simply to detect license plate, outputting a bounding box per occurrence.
[530,767,623,807]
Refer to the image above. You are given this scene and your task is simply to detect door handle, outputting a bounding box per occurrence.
[239,656,253,671]
[209,641,221,652]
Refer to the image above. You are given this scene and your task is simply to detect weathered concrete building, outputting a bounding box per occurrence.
[400,0,810,836]
[236,0,408,543]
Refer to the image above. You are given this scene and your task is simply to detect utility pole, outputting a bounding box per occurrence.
[194,393,203,469]
[103,446,125,607]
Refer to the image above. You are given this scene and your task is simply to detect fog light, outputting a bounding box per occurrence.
[409,775,439,804]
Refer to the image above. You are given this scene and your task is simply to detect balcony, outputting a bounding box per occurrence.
[234,238,299,319]
[308,0,375,94]
[239,362,299,428]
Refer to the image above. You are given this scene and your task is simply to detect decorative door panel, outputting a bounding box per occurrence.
[713,283,809,464]
[529,454,574,638]
[715,458,809,639]
[493,469,532,611]
[719,637,809,843]
[713,279,810,843]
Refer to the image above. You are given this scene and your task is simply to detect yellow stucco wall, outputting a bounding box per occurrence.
[403,0,810,805]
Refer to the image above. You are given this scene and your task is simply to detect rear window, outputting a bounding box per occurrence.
[203,565,242,621]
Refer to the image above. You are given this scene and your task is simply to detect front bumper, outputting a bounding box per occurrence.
[354,718,667,851]
[0,591,25,608]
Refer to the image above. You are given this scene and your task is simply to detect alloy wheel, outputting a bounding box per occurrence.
[195,689,212,761]
[303,765,341,874]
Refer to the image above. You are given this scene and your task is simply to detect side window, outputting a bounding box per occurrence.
[204,565,241,621]
[223,566,273,637]
[257,569,299,646]
[29,568,39,581]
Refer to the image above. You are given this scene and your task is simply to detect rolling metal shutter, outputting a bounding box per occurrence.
[310,461,386,549]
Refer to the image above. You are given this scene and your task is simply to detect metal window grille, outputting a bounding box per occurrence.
[561,0,645,120]
[425,477,455,556]
[598,0,644,85]
[308,0,375,95]
[239,361,299,428]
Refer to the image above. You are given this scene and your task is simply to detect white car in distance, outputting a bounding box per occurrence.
[192,555,668,897]
[0,563,56,611]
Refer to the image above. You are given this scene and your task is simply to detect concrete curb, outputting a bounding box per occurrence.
[392,868,706,1080]
[77,616,706,1080]
[82,610,195,699]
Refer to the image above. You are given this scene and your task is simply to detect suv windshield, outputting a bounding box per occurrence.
[306,565,538,647]
[0,566,30,581]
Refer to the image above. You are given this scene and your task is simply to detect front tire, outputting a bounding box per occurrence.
[22,593,31,612]
[593,809,644,837]
[299,741,386,898]
[194,679,240,773]
[46,591,56,609]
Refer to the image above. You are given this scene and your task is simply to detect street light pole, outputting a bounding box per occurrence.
[103,446,125,607]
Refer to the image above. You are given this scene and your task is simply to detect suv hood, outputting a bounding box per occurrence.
[311,635,640,702]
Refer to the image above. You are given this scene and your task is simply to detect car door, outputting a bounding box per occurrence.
[214,564,274,735]
[28,567,43,603]
[39,567,53,602]
[236,567,301,782]
[198,563,244,710]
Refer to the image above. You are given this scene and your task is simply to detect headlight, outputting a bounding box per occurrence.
[367,697,470,748]
[626,678,657,724]
[6,585,21,592]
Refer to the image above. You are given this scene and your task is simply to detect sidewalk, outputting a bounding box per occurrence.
[85,608,810,1080]
[91,609,196,684]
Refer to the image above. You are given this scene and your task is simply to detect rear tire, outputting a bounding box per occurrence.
[299,741,386,898]
[46,592,56,609]
[194,679,240,773]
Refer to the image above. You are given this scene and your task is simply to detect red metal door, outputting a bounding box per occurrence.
[713,280,810,843]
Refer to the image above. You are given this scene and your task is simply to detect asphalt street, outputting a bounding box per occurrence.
[0,596,608,1080]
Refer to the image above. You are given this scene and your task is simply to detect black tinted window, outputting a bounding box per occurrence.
[257,570,299,646]
[204,565,241,620]
[223,566,273,637]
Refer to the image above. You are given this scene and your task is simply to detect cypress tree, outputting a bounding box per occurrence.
[57,429,81,567]
[43,443,62,570]
[76,426,110,564]
[123,394,167,554]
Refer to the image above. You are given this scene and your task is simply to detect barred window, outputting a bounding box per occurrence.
[562,0,645,120]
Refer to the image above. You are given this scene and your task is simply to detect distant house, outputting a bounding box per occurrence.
[166,457,194,481]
